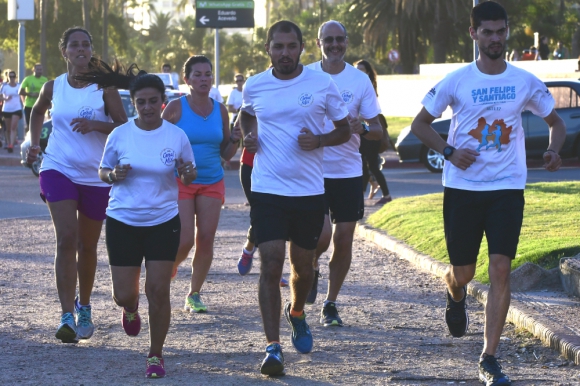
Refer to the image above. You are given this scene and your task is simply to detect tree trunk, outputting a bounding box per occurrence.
[432,0,450,63]
[572,23,580,59]
[82,0,90,31]
[102,0,109,62]
[40,0,47,71]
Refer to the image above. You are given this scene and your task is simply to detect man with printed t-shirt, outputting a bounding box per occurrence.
[19,63,48,132]
[240,20,350,376]
[305,20,383,327]
[411,2,565,385]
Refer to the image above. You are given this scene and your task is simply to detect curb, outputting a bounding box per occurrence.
[356,223,580,365]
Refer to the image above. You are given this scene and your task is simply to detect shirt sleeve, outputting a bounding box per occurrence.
[20,77,29,91]
[421,75,454,118]
[523,77,555,118]
[358,76,382,120]
[325,79,349,122]
[100,133,119,170]
[241,81,255,116]
[227,89,236,106]
[179,131,195,167]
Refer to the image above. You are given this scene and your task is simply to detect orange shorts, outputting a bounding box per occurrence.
[177,178,225,203]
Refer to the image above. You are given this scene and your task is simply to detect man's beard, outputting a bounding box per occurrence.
[480,43,504,60]
[273,58,299,75]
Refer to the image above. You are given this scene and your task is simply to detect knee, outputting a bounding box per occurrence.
[195,231,216,250]
[291,261,314,280]
[56,232,77,253]
[112,291,138,308]
[488,256,512,283]
[145,283,170,307]
[446,265,474,288]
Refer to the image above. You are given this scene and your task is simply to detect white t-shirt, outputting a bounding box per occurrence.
[209,87,223,103]
[241,66,349,196]
[227,88,243,123]
[1,83,22,112]
[422,61,554,191]
[306,61,382,178]
[100,120,195,226]
[41,74,112,186]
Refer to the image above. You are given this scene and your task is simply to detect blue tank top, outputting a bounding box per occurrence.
[176,96,224,184]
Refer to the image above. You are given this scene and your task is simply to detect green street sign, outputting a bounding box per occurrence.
[196,1,255,28]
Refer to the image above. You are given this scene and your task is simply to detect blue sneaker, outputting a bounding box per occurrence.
[478,354,512,385]
[237,248,254,276]
[260,342,285,376]
[55,312,78,343]
[74,296,94,339]
[283,302,313,354]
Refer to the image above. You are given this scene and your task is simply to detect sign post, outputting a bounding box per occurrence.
[8,0,35,83]
[195,1,255,88]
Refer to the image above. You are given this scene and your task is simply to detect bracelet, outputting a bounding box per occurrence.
[30,145,40,151]
[316,135,322,149]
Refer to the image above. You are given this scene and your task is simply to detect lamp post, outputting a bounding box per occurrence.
[473,0,479,61]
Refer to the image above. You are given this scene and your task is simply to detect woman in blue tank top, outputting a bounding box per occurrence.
[162,55,241,313]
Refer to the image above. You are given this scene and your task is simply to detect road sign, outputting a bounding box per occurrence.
[195,1,254,28]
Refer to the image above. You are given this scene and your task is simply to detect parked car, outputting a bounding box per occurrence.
[21,89,186,176]
[395,80,580,172]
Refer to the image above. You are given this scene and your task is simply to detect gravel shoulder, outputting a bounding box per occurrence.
[0,204,578,385]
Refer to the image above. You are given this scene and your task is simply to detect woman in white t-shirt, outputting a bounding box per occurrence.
[0,70,22,153]
[26,27,128,344]
[78,70,196,378]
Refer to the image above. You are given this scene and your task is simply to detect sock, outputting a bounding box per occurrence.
[243,247,256,255]
[323,299,336,307]
[148,353,162,359]
[290,308,304,318]
[267,341,280,346]
[75,298,90,309]
[124,303,138,313]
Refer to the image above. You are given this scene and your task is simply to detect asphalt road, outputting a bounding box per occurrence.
[0,164,578,219]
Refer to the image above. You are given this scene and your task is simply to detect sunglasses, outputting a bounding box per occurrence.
[9,74,16,77]
[235,79,244,83]
[321,36,346,44]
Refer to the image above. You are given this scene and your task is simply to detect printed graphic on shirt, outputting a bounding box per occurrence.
[341,90,354,104]
[298,93,314,107]
[160,148,176,166]
[78,106,96,120]
[471,86,516,105]
[468,117,512,153]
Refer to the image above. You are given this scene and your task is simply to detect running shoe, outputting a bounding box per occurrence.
[445,286,469,338]
[122,305,141,336]
[375,195,392,205]
[74,297,94,339]
[55,312,78,343]
[260,342,285,376]
[184,292,207,313]
[320,301,343,327]
[478,354,512,386]
[280,277,289,287]
[283,302,313,354]
[7,145,13,153]
[305,270,321,305]
[237,248,255,276]
[146,355,166,378]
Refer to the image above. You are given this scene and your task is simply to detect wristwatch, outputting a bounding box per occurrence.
[361,123,370,136]
[107,171,115,184]
[443,146,455,160]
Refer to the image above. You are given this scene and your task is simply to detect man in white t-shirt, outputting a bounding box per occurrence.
[209,86,223,103]
[240,20,350,376]
[227,73,245,124]
[411,2,566,385]
[304,20,383,327]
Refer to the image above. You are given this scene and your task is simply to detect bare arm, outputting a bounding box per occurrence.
[161,98,182,124]
[219,103,240,161]
[542,109,566,172]
[26,81,53,163]
[240,111,258,153]
[411,107,479,170]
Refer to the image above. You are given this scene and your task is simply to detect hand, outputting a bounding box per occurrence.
[176,158,197,180]
[70,118,97,134]
[543,150,562,172]
[230,123,242,143]
[348,115,363,135]
[448,148,479,170]
[26,145,41,165]
[112,164,132,182]
[298,127,320,151]
[243,132,258,153]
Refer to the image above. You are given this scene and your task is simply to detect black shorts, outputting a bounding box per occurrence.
[250,192,325,250]
[324,177,364,223]
[2,110,22,119]
[443,188,525,266]
[106,215,181,267]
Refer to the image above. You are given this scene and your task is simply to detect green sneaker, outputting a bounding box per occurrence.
[184,292,207,313]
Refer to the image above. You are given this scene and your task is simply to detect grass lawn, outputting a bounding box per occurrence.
[385,116,413,144]
[367,181,580,284]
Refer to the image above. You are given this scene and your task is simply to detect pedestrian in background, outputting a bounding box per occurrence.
[19,63,48,133]
[227,73,245,127]
[538,36,550,60]
[553,41,570,59]
[161,63,179,89]
[26,27,127,344]
[0,69,22,153]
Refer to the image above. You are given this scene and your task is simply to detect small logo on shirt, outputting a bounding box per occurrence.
[341,90,354,104]
[78,106,95,120]
[160,148,176,166]
[428,88,436,97]
[468,117,512,153]
[298,93,314,107]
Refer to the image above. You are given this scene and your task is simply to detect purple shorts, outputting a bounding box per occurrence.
[39,169,110,221]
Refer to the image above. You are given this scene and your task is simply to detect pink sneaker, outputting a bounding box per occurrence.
[122,305,141,336]
[146,355,165,378]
